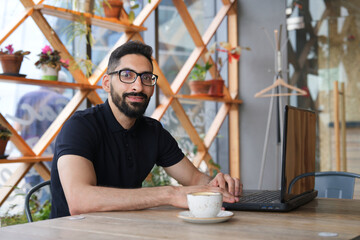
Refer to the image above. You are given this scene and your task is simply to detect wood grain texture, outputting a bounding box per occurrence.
[0,199,359,239]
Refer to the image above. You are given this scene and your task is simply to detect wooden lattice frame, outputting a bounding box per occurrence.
[0,0,241,206]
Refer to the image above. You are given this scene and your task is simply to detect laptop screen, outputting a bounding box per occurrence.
[281,106,316,202]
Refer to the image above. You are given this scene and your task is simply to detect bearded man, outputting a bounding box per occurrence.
[50,41,242,218]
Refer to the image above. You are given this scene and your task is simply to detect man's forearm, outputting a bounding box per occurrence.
[67,185,176,215]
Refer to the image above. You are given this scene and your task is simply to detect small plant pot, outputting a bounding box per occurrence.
[0,137,9,157]
[189,80,211,96]
[41,65,60,81]
[103,0,123,19]
[208,79,224,97]
[0,54,24,74]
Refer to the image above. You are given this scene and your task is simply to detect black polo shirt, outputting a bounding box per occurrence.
[50,100,184,218]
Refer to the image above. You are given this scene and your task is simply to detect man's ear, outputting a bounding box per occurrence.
[102,74,111,93]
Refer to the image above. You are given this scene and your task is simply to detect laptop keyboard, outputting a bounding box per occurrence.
[238,190,280,203]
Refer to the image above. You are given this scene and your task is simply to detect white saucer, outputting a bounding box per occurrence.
[177,210,234,224]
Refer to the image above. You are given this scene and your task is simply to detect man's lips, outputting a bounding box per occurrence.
[126,95,145,102]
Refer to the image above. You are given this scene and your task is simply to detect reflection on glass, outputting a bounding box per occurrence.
[287,0,360,177]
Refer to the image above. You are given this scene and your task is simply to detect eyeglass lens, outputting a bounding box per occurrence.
[119,70,156,86]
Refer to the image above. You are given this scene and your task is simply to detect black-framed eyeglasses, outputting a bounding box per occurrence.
[108,69,158,86]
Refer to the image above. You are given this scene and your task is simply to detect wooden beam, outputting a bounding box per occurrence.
[171,46,205,94]
[34,162,51,181]
[88,32,137,86]
[33,90,91,156]
[227,0,240,178]
[229,104,240,178]
[203,3,233,43]
[340,82,347,171]
[203,104,231,148]
[0,7,32,45]
[170,99,206,152]
[20,0,87,84]
[0,163,33,206]
[172,0,205,47]
[20,0,105,112]
[153,56,175,97]
[172,0,218,75]
[334,81,340,171]
[151,98,173,121]
[0,114,35,156]
[193,150,207,168]
[133,0,162,27]
[171,3,234,95]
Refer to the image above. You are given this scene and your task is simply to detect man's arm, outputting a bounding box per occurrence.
[58,155,232,215]
[58,154,171,215]
[164,156,211,186]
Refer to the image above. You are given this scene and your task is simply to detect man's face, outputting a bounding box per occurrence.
[109,54,154,119]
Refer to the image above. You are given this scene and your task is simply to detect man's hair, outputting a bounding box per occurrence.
[107,41,153,73]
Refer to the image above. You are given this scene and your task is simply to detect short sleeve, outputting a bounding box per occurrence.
[156,125,184,167]
[55,114,97,163]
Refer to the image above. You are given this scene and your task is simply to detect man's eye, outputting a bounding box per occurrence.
[142,75,151,81]
[121,71,132,78]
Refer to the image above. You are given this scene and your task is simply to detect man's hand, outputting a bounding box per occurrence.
[208,173,242,202]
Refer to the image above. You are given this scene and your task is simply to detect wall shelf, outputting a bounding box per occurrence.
[0,156,52,164]
[0,75,102,90]
[35,4,147,33]
[175,94,243,104]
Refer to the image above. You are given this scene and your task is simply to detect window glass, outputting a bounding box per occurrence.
[158,0,224,174]
[286,0,360,176]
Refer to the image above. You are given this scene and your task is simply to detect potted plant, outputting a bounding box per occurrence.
[205,42,250,97]
[0,44,30,76]
[34,45,69,81]
[102,0,124,19]
[0,124,12,158]
[102,0,142,23]
[188,62,212,96]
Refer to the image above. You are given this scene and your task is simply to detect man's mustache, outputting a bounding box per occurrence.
[123,92,148,100]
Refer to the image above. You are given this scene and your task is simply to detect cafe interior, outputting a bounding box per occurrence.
[0,0,359,239]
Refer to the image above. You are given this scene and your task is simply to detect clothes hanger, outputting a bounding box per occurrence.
[254,27,307,98]
[254,74,307,98]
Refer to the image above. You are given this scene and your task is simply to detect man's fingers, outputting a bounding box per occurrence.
[224,174,235,195]
[222,191,237,203]
[215,173,227,190]
[234,178,241,196]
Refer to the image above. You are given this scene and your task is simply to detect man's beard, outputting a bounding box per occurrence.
[110,83,150,119]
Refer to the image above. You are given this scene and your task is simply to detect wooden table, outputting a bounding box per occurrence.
[0,199,359,239]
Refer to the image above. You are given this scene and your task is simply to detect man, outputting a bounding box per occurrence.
[50,41,242,218]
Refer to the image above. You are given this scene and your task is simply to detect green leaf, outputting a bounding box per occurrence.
[130,4,139,10]
[128,11,135,24]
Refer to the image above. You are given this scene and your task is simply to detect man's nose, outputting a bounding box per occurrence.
[131,75,143,91]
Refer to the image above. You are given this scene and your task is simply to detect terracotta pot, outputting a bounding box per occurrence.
[0,54,24,74]
[0,138,9,157]
[189,80,211,96]
[103,0,123,19]
[41,65,60,81]
[208,79,224,97]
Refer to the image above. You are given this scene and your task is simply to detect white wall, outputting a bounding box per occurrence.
[238,0,288,190]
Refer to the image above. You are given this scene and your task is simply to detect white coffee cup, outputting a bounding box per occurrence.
[187,192,223,218]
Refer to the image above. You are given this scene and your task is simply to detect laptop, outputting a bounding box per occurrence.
[223,105,318,212]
